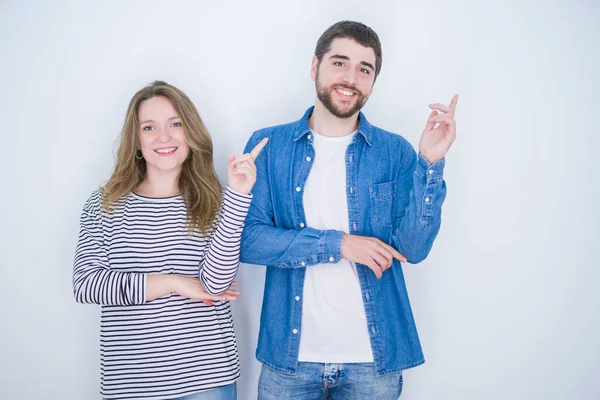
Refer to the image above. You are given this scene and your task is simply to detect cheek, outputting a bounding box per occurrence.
[138,133,153,149]
[359,78,374,95]
[175,132,190,155]
[180,142,190,156]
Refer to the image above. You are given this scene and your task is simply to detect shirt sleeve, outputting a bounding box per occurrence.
[240,131,345,268]
[392,147,447,264]
[72,192,147,305]
[198,186,252,295]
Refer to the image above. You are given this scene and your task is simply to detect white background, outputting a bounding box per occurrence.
[1,1,598,399]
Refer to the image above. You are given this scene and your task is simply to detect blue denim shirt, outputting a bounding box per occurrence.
[240,107,447,375]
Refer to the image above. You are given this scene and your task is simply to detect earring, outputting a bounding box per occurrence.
[135,149,144,160]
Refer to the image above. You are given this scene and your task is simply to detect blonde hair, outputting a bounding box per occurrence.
[102,80,222,234]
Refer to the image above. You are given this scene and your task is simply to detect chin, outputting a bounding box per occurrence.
[148,161,185,174]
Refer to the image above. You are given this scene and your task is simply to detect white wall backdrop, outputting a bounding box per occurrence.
[1,0,598,399]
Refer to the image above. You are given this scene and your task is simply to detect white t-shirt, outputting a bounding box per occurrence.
[297,129,374,363]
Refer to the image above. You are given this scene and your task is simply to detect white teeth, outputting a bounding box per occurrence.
[155,147,176,154]
[337,88,354,96]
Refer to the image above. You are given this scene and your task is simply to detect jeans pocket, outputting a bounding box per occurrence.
[370,181,396,227]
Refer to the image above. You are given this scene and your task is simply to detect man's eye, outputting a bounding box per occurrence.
[360,68,370,74]
[334,61,345,67]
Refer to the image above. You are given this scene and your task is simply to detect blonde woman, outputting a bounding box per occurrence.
[73,81,267,400]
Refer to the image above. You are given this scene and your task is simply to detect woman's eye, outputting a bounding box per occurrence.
[142,126,154,131]
[172,122,182,127]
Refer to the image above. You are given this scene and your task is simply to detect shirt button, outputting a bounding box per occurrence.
[296,187,301,192]
[299,222,305,228]
[306,157,311,162]
[300,261,306,266]
[425,197,430,203]
[292,329,298,334]
[295,296,300,301]
[428,169,434,175]
[329,256,335,262]
[307,135,312,140]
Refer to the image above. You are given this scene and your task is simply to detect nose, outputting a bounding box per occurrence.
[156,125,171,142]
[342,68,357,86]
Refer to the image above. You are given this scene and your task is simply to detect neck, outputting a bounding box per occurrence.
[308,100,359,137]
[136,168,181,197]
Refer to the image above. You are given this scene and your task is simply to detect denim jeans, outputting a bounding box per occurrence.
[258,362,402,399]
[102,382,237,400]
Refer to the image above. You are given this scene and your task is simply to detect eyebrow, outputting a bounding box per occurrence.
[329,54,375,71]
[139,116,180,125]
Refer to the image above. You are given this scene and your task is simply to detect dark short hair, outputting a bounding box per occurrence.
[314,21,382,79]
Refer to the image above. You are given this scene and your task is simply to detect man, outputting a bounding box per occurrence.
[241,20,458,399]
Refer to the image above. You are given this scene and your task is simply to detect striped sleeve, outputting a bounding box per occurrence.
[199,186,252,295]
[72,191,146,305]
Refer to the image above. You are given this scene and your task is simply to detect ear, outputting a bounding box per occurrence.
[310,56,318,81]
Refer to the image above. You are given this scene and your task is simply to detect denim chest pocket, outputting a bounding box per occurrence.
[369,181,396,227]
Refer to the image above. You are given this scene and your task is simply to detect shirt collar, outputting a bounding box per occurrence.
[293,106,374,146]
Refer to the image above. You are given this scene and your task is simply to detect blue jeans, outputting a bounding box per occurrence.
[102,382,237,400]
[258,362,403,399]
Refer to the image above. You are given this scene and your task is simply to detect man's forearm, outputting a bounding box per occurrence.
[241,223,344,268]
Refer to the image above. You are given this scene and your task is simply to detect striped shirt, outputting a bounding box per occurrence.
[73,187,251,400]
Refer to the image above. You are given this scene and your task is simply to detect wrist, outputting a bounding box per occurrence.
[226,185,253,197]
[419,152,438,165]
[166,275,179,295]
[340,233,350,257]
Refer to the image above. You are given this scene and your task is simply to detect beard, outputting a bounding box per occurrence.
[315,70,369,119]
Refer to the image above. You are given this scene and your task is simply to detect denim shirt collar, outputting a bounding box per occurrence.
[292,106,374,146]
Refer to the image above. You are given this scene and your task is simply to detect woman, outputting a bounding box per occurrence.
[73,80,267,400]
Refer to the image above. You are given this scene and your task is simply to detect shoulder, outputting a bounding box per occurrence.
[249,120,299,142]
[371,124,413,149]
[367,123,417,172]
[371,124,416,156]
[244,116,304,155]
[81,189,103,216]
[81,188,131,218]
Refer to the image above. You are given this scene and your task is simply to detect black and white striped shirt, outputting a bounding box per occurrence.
[73,187,251,400]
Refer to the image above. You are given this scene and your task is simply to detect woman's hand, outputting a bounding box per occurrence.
[173,276,240,306]
[147,274,240,305]
[227,138,268,194]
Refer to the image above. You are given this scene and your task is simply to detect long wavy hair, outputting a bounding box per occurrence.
[102,80,222,234]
